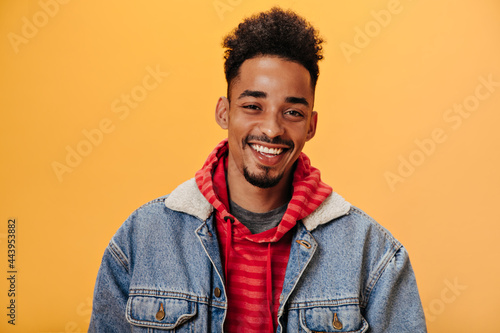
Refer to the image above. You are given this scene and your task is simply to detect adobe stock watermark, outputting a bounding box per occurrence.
[51,65,169,182]
[62,297,92,332]
[423,277,467,322]
[340,0,414,64]
[385,74,499,191]
[41,297,92,333]
[7,0,72,54]
[213,0,243,21]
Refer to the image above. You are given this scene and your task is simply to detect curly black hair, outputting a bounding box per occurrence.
[223,7,324,98]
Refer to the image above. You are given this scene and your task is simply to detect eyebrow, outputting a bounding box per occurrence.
[238,90,309,107]
[238,90,267,99]
[285,96,309,107]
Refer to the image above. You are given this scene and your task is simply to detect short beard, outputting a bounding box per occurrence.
[243,165,284,189]
[241,134,293,188]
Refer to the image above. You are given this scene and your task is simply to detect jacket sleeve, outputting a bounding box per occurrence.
[88,239,132,332]
[362,246,427,332]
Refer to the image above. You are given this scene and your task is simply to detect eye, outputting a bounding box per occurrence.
[285,110,304,118]
[242,104,261,110]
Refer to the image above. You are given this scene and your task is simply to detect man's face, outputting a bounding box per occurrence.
[216,55,317,189]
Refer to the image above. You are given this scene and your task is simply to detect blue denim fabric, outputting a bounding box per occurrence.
[89,182,426,332]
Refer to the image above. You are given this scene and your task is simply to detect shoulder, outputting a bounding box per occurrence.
[343,205,402,249]
[119,178,212,230]
[308,204,404,277]
[110,179,209,249]
[119,195,170,231]
[304,191,401,251]
[108,195,170,250]
[107,181,212,265]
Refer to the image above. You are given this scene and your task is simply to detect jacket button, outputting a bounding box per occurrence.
[333,312,343,330]
[214,287,221,297]
[155,303,165,321]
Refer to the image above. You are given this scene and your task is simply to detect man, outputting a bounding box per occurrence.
[89,7,426,332]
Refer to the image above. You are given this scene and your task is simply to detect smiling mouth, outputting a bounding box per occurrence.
[250,144,284,156]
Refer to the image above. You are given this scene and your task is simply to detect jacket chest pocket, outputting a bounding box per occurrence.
[299,304,368,333]
[126,295,197,332]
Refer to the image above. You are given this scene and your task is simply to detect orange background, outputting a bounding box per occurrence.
[1,0,499,332]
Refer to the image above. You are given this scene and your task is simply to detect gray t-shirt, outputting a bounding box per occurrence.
[229,199,288,234]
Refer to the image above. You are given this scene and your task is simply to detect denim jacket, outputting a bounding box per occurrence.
[89,179,427,332]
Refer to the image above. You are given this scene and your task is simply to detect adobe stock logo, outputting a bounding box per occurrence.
[384,74,498,191]
[423,278,467,322]
[62,297,92,332]
[51,65,169,182]
[340,0,413,64]
[7,0,72,54]
[213,0,243,21]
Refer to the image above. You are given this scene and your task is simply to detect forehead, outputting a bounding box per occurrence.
[230,56,314,100]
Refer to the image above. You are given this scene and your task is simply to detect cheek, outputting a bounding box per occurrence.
[228,130,243,147]
[228,122,252,142]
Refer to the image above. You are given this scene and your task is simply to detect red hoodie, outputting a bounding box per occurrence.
[195,140,332,332]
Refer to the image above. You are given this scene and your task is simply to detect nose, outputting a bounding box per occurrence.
[258,112,284,138]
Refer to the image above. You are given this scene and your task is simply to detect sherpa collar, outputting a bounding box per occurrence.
[164,178,351,231]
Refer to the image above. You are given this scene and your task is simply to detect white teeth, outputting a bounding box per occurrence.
[251,144,283,155]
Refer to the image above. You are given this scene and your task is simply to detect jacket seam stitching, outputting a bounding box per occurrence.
[360,243,402,309]
[287,297,360,309]
[280,224,317,305]
[108,240,129,273]
[136,197,167,210]
[128,289,226,307]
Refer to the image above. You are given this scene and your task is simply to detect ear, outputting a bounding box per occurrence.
[215,96,230,130]
[306,111,318,141]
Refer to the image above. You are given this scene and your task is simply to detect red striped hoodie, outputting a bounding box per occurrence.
[195,140,331,332]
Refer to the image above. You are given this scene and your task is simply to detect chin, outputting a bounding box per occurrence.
[243,167,284,189]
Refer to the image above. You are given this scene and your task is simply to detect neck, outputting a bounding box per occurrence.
[226,161,293,214]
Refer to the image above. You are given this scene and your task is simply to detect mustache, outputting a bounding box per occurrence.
[243,135,294,149]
